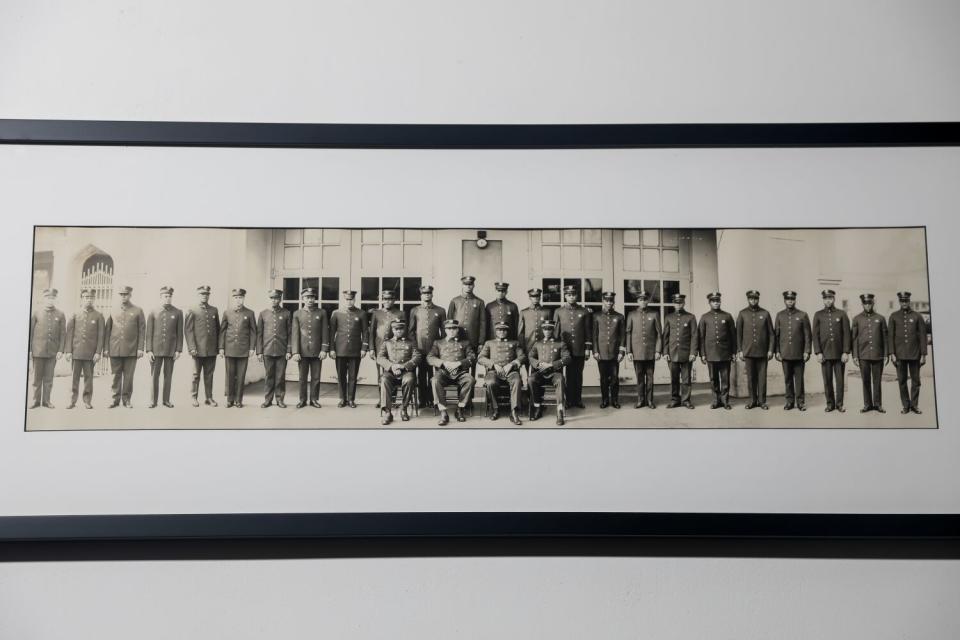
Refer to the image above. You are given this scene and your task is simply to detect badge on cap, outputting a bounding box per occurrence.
[231,288,247,297]
[897,291,912,301]
[342,290,357,299]
[494,322,510,330]
[746,290,760,298]
[42,288,59,298]
[197,285,211,294]
[707,291,721,301]
[444,319,460,328]
[301,287,317,297]
[527,288,542,297]
[461,276,476,285]
[118,286,133,295]
[419,285,434,294]
[821,289,836,298]
[601,291,616,301]
[859,293,875,303]
[494,282,509,291]
[268,289,283,300]
[160,286,174,295]
[782,290,797,300]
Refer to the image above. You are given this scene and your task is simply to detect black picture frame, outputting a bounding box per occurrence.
[2,118,958,559]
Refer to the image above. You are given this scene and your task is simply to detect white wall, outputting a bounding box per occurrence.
[2,1,959,638]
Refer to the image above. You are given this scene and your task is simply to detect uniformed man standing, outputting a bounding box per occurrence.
[517,288,553,373]
[528,320,570,425]
[812,289,852,413]
[698,292,737,409]
[888,291,928,414]
[662,293,697,409]
[368,290,405,407]
[104,286,145,408]
[773,291,812,411]
[593,291,626,408]
[329,290,368,408]
[145,286,184,408]
[447,275,486,377]
[291,288,329,408]
[257,289,293,408]
[851,293,888,413]
[736,290,775,410]
[625,291,661,409]
[478,321,525,424]
[554,285,593,409]
[29,288,66,409]
[64,288,104,409]
[428,319,476,425]
[184,285,220,407]
[485,282,519,341]
[376,320,421,424]
[218,288,257,408]
[408,285,445,408]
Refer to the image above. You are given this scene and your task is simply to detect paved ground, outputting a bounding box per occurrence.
[26,375,937,430]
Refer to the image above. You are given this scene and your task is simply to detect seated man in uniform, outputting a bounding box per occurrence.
[376,320,421,425]
[478,321,526,425]
[528,320,571,425]
[428,319,476,425]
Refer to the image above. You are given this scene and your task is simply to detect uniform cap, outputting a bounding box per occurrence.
[636,291,649,301]
[196,285,211,294]
[782,290,797,299]
[118,286,133,295]
[494,321,510,330]
[672,293,686,303]
[342,290,357,299]
[821,289,836,298]
[859,293,876,303]
[541,320,556,330]
[381,290,396,300]
[160,286,174,295]
[390,319,406,328]
[563,285,579,295]
[897,291,912,301]
[231,288,247,297]
[42,288,59,298]
[494,282,509,291]
[527,288,542,297]
[601,291,616,301]
[79,288,94,297]
[301,287,317,297]
[443,319,460,328]
[746,290,760,298]
[419,285,434,294]
[706,291,722,301]
[460,276,476,285]
[268,289,283,299]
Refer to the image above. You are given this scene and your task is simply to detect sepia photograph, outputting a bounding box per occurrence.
[27,225,936,430]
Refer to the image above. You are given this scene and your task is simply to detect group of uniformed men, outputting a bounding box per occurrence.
[29,278,929,423]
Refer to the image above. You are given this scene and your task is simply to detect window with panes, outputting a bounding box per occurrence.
[358,229,425,318]
[540,229,604,314]
[277,229,346,316]
[622,229,682,323]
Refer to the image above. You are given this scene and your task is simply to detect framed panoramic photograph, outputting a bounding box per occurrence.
[1,121,958,543]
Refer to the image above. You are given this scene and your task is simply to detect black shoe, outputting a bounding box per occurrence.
[745,402,755,410]
[337,400,346,408]
[438,410,449,426]
[784,403,794,410]
[206,398,218,407]
[666,401,680,409]
[635,401,647,409]
[296,401,307,408]
[837,405,845,413]
[683,402,694,409]
[510,411,522,425]
[797,404,807,412]
[723,404,732,410]
[349,401,357,408]
[108,401,120,409]
[910,407,922,415]
[192,399,201,407]
[860,406,872,413]
[556,413,565,426]
[148,403,157,409]
[236,403,244,409]
[276,400,287,408]
[824,405,835,413]
[42,402,55,409]
[600,400,609,409]
[124,402,133,408]
[375,402,381,409]
[29,402,40,409]
[163,402,174,408]
[310,400,322,408]
[401,408,410,422]
[710,402,720,409]
[900,407,910,414]
[612,401,621,409]
[574,402,586,409]
[84,402,93,409]
[381,411,393,426]
[67,402,76,409]
[455,407,466,422]
[876,406,886,414]
[489,408,499,421]
[261,401,273,408]
[648,403,656,410]
[760,404,768,410]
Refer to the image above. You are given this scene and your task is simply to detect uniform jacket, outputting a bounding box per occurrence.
[478,338,526,369]
[662,310,697,361]
[485,299,520,340]
[554,303,593,357]
[292,306,329,357]
[30,306,66,358]
[736,306,775,357]
[369,307,405,355]
[408,303,446,354]
[625,308,661,361]
[698,309,737,361]
[330,307,369,357]
[529,338,571,373]
[851,311,888,360]
[887,308,928,360]
[426,337,476,371]
[184,303,220,357]
[812,307,852,359]
[146,304,184,357]
[376,336,422,371]
[447,294,486,346]
[105,303,145,357]
[218,306,257,357]
[518,305,554,352]
[591,309,626,360]
[65,307,105,360]
[256,306,293,357]
[773,307,812,360]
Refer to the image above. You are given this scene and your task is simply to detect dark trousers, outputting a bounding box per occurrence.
[487,370,522,413]
[895,359,921,409]
[224,356,249,404]
[859,359,884,408]
[597,359,620,402]
[743,356,769,405]
[150,356,175,404]
[530,369,564,407]
[708,360,731,406]
[564,355,585,405]
[335,356,361,402]
[263,355,287,402]
[381,369,416,409]
[416,363,435,406]
[433,368,475,409]
[820,359,845,408]
[298,357,322,403]
[669,360,693,404]
[71,359,95,404]
[782,359,806,406]
[110,356,138,404]
[192,356,216,400]
[31,356,56,405]
[633,360,655,406]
